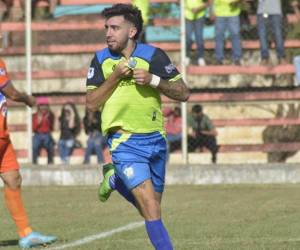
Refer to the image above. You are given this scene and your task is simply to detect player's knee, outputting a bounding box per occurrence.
[141,199,161,220]
[2,172,22,189]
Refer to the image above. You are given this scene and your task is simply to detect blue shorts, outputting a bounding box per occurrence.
[107,131,167,193]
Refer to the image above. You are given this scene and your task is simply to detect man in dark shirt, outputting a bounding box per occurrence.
[188,104,218,163]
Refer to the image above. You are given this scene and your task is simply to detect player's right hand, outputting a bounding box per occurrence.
[112,60,132,80]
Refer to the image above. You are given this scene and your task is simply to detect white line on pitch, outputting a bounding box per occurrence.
[47,221,144,250]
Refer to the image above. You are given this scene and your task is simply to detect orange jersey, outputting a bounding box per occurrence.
[0,59,10,139]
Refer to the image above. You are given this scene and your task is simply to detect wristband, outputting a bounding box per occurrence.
[149,74,160,88]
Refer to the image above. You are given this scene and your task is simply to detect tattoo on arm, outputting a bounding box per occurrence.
[157,79,189,102]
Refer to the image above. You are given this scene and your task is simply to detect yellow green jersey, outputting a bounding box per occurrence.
[132,0,150,25]
[86,43,181,135]
[185,0,207,20]
[213,0,241,17]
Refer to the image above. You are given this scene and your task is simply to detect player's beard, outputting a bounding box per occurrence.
[107,37,130,54]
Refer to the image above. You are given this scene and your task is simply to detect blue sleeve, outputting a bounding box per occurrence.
[149,48,180,80]
[86,54,105,89]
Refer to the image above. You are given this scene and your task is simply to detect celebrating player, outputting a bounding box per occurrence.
[86,4,189,249]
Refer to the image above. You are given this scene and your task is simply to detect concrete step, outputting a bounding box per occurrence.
[1,163,300,187]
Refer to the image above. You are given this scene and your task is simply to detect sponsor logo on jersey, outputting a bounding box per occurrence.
[87,67,94,79]
[165,63,176,74]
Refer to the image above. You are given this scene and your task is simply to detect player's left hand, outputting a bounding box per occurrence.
[27,95,36,107]
[132,69,152,86]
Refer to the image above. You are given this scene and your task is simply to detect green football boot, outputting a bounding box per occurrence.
[98,163,115,202]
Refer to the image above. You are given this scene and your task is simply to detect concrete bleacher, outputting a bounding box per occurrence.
[2,1,300,165]
[6,89,300,165]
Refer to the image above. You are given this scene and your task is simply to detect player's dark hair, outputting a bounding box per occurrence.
[192,104,203,113]
[101,4,143,40]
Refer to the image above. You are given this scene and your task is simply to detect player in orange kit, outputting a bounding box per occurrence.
[0,58,57,249]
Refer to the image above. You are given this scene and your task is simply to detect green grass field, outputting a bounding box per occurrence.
[1,184,300,250]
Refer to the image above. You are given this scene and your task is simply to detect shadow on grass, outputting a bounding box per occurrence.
[0,239,18,247]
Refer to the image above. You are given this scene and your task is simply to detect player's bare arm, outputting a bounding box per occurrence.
[1,82,36,107]
[157,78,189,102]
[133,69,190,102]
[86,61,132,111]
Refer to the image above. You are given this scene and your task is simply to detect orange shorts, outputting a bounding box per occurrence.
[0,138,20,173]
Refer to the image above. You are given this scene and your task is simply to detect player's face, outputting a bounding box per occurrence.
[104,15,137,52]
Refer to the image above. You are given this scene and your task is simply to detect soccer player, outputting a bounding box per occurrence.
[86,4,189,249]
[0,58,57,248]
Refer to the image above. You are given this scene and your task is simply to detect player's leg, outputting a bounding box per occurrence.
[99,164,137,204]
[132,180,173,250]
[0,140,57,248]
[101,132,173,249]
[98,133,136,204]
[131,133,172,250]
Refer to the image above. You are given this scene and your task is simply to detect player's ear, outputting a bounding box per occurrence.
[129,26,137,39]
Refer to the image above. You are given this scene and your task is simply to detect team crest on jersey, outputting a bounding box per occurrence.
[123,166,134,179]
[164,63,176,74]
[127,57,137,69]
[0,68,6,76]
[87,67,94,79]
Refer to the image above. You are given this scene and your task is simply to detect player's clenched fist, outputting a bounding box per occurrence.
[112,60,132,80]
[132,69,152,86]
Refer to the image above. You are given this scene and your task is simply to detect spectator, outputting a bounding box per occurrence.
[257,0,286,65]
[164,106,182,152]
[0,0,8,21]
[18,0,57,20]
[32,97,55,164]
[184,0,210,66]
[83,109,105,164]
[47,0,57,19]
[0,1,10,48]
[188,104,218,163]
[58,103,81,164]
[132,0,149,42]
[291,0,300,86]
[211,0,242,65]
